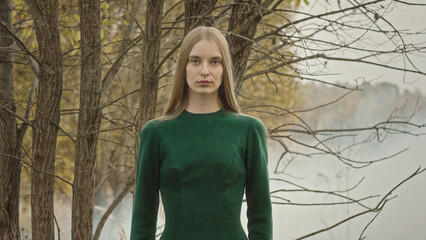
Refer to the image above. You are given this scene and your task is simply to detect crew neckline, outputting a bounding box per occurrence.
[183,108,224,116]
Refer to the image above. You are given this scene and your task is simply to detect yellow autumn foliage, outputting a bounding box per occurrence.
[10,0,307,201]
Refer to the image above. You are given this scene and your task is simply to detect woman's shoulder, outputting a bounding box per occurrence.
[139,120,158,138]
[141,118,168,131]
[230,112,269,138]
[229,112,265,127]
[139,114,180,134]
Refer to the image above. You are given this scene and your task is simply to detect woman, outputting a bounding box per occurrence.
[130,26,273,240]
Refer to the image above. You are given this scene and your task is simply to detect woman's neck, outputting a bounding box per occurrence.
[186,93,222,113]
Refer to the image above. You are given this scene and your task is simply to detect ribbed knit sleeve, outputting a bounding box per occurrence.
[130,121,160,240]
[245,118,273,240]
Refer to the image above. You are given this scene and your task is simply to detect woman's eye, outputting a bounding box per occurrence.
[190,59,200,64]
[211,60,221,65]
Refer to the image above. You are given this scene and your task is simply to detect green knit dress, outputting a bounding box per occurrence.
[130,108,273,240]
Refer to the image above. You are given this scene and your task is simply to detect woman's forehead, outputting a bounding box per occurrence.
[189,39,222,58]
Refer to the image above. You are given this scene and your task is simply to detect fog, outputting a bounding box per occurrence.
[265,83,426,239]
[268,132,426,239]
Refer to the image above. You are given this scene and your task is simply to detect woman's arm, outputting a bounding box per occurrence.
[130,121,160,240]
[245,118,273,240]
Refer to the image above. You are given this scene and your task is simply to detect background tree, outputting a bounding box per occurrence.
[137,0,165,133]
[227,0,266,94]
[184,0,218,33]
[71,0,102,239]
[0,0,19,239]
[24,0,63,239]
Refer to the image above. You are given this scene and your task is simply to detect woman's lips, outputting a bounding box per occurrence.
[197,80,211,86]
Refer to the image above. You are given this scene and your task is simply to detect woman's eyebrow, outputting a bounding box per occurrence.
[188,55,222,59]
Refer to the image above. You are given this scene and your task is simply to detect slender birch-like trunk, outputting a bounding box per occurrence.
[25,0,63,239]
[72,0,102,239]
[0,0,20,238]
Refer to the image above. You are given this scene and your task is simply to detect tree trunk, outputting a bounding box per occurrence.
[184,0,218,34]
[137,0,165,132]
[0,0,20,239]
[227,0,263,95]
[71,0,102,239]
[134,0,164,212]
[25,0,63,239]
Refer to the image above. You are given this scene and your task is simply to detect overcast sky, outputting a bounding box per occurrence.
[299,1,426,94]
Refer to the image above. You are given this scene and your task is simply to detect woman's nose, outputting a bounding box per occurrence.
[200,62,209,76]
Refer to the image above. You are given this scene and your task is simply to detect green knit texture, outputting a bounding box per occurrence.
[130,109,273,240]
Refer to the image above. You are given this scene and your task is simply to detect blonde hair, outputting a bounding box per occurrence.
[158,26,241,121]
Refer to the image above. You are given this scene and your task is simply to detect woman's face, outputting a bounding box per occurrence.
[185,39,223,97]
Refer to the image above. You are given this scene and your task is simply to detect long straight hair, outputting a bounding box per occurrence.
[158,26,241,121]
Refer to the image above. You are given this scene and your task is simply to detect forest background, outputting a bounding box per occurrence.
[1,0,426,239]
